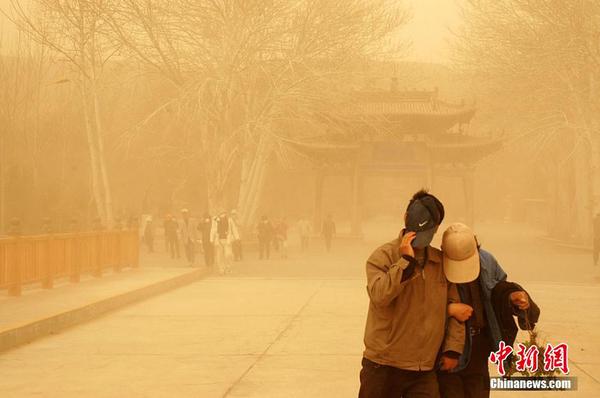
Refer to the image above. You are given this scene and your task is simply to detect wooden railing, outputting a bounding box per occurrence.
[0,229,139,296]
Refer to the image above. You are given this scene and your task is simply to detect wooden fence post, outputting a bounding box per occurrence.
[92,232,102,278]
[1,226,143,294]
[132,229,140,268]
[42,234,54,289]
[69,234,80,283]
[8,237,22,296]
[113,231,122,273]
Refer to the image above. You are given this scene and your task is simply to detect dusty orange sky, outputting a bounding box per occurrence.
[404,0,461,63]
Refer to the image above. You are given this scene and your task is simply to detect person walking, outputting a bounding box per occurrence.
[198,213,214,269]
[230,209,243,261]
[257,216,274,260]
[594,213,600,266]
[143,217,155,253]
[276,218,289,259]
[272,219,281,253]
[163,214,180,259]
[297,216,311,251]
[322,214,336,252]
[440,223,540,398]
[359,190,465,398]
[178,209,198,266]
[211,211,236,275]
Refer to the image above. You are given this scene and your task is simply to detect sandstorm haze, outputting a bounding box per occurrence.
[0,0,596,244]
[0,1,599,397]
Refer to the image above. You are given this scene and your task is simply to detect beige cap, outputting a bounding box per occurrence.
[442,222,480,283]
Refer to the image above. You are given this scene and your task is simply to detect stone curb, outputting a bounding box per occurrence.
[0,268,207,353]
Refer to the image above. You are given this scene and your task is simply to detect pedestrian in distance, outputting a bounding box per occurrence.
[277,218,289,259]
[594,212,600,266]
[198,212,215,269]
[230,209,243,261]
[211,211,237,275]
[297,216,311,251]
[178,208,198,266]
[143,217,155,253]
[322,213,336,252]
[164,213,180,259]
[257,215,274,260]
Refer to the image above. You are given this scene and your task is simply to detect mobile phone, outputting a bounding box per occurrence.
[407,230,418,248]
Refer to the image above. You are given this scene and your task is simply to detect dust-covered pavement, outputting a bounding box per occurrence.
[0,276,368,397]
[0,221,598,397]
[206,220,599,283]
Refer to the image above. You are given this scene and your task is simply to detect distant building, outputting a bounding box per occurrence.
[275,83,501,234]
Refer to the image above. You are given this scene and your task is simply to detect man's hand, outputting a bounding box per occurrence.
[510,291,530,310]
[447,303,474,322]
[399,231,416,258]
[439,354,459,371]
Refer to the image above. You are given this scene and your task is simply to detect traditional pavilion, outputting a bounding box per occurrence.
[278,81,503,235]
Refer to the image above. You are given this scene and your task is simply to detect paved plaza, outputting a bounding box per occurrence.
[0,222,599,397]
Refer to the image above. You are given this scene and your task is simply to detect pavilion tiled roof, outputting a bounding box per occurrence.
[355,99,475,117]
[354,88,470,111]
[323,89,477,135]
[275,88,500,169]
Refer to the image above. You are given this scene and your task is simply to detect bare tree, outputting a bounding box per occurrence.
[5,0,117,226]
[0,31,49,231]
[107,0,408,226]
[454,0,600,241]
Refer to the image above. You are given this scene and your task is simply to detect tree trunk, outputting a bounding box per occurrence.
[573,143,590,241]
[91,78,114,227]
[591,135,600,216]
[205,156,228,214]
[80,80,106,224]
[0,132,5,232]
[237,136,271,228]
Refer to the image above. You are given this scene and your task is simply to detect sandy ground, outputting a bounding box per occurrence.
[0,221,598,397]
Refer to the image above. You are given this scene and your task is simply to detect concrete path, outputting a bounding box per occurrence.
[0,276,364,397]
[0,268,197,330]
[0,265,203,352]
[0,274,599,397]
[1,221,599,397]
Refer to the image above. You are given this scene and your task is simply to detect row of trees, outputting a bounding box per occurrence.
[1,0,409,232]
[454,0,600,241]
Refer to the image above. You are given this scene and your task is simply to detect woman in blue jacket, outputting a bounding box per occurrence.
[438,223,540,398]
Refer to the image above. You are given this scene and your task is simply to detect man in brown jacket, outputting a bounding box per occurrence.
[359,190,465,398]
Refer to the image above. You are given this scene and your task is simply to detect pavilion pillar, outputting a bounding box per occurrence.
[426,147,434,191]
[351,161,363,236]
[313,171,324,233]
[463,168,475,228]
[430,169,437,193]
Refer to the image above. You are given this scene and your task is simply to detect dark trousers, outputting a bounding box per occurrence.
[324,235,332,251]
[300,236,309,251]
[145,236,154,253]
[184,240,195,264]
[259,238,271,259]
[202,240,214,267]
[438,332,491,398]
[359,357,440,398]
[232,240,243,261]
[166,236,180,259]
